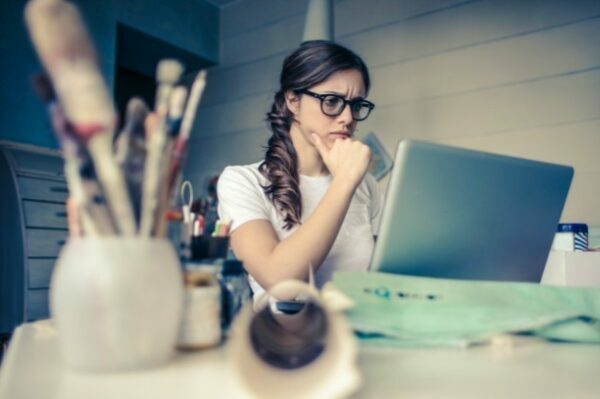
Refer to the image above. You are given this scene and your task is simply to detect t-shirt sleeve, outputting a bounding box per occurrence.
[365,174,383,236]
[217,166,271,233]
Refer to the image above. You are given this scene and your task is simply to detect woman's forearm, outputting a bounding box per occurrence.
[256,178,356,288]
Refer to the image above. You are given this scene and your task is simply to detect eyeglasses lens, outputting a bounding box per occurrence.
[319,94,372,121]
[322,96,343,115]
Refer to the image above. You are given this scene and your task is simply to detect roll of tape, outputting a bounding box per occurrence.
[229,280,361,399]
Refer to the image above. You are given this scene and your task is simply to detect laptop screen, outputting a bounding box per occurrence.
[369,139,573,282]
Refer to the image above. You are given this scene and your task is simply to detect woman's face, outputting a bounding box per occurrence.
[287,69,366,149]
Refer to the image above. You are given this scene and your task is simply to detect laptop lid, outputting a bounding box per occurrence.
[369,139,573,282]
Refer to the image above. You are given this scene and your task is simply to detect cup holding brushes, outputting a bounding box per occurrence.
[50,237,185,372]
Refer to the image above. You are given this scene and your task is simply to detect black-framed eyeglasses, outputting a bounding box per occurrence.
[295,89,375,121]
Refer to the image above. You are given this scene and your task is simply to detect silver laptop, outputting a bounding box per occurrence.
[369,139,573,282]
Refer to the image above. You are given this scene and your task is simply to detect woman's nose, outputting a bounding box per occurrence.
[336,103,354,125]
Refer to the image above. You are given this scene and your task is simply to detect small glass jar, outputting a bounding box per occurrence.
[177,263,222,350]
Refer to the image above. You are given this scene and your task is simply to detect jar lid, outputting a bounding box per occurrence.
[223,259,245,275]
[184,267,219,287]
[557,223,588,233]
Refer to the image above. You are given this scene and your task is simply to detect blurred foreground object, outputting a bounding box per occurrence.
[229,279,361,399]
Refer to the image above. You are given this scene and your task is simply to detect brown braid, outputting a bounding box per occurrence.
[259,91,301,230]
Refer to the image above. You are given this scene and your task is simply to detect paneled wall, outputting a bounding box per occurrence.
[0,0,218,148]
[185,0,600,225]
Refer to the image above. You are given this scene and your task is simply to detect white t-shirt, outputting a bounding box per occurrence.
[217,162,383,304]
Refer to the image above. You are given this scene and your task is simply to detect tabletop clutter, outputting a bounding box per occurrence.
[173,179,252,350]
[23,4,359,395]
[24,3,354,392]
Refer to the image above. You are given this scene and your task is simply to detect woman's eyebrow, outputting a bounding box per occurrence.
[322,90,366,100]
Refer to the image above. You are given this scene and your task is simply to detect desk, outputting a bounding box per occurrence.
[1,320,599,399]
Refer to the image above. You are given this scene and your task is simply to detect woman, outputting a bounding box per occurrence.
[217,40,382,303]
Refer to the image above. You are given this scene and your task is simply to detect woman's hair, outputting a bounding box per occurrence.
[259,40,370,230]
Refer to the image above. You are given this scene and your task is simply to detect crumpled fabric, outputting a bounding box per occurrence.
[332,272,600,348]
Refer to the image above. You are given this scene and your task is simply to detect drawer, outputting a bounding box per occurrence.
[27,289,50,321]
[26,229,68,258]
[9,148,64,177]
[17,177,69,203]
[28,258,58,289]
[23,201,69,229]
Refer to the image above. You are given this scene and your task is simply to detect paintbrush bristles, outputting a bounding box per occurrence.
[25,0,97,74]
[125,97,150,134]
[156,59,184,84]
[25,0,115,131]
[154,59,183,115]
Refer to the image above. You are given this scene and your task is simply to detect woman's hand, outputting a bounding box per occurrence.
[312,133,371,190]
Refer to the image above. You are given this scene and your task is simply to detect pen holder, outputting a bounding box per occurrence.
[50,238,184,372]
[191,236,229,260]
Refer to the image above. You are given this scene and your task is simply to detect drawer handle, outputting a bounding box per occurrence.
[50,187,68,193]
[55,212,68,218]
[57,240,66,246]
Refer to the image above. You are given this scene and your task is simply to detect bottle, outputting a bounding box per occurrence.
[220,259,252,334]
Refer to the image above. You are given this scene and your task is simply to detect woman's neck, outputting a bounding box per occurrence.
[289,124,329,177]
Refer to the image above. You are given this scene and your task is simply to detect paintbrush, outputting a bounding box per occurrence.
[25,0,136,235]
[30,73,117,236]
[139,59,184,237]
[154,85,189,237]
[114,97,149,227]
[166,70,207,200]
[154,60,184,119]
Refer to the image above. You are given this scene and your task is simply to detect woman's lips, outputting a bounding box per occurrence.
[330,132,351,139]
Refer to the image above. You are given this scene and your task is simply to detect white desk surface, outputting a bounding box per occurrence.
[1,320,599,399]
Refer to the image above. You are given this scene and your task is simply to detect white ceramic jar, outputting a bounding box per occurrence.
[50,238,184,372]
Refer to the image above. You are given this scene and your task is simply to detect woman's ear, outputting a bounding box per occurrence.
[284,90,301,116]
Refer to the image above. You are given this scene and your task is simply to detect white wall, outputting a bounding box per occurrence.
[184,0,600,226]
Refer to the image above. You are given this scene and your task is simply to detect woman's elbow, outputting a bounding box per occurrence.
[244,260,307,292]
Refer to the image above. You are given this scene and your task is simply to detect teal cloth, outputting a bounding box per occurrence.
[332,272,600,348]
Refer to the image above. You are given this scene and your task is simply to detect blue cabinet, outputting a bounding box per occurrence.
[0,141,68,335]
